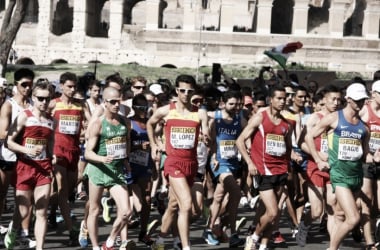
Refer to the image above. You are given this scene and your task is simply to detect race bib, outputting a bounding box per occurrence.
[320,134,328,154]
[129,150,150,166]
[105,136,127,160]
[369,131,380,153]
[170,127,196,149]
[24,138,47,160]
[219,140,237,159]
[265,134,286,156]
[338,138,362,161]
[59,114,80,135]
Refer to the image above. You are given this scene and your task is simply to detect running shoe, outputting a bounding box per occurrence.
[68,227,79,246]
[202,229,219,245]
[229,233,245,248]
[4,229,16,250]
[240,196,249,207]
[375,219,380,242]
[173,237,182,250]
[249,195,260,210]
[147,219,160,236]
[101,243,114,250]
[139,234,154,246]
[119,239,136,250]
[19,236,37,249]
[151,241,165,250]
[101,197,112,223]
[78,220,89,247]
[244,236,257,250]
[272,231,286,244]
[236,217,247,232]
[351,224,363,243]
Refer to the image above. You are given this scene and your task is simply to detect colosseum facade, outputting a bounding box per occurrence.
[1,0,380,75]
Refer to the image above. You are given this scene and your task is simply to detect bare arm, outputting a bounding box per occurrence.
[236,112,263,176]
[84,117,113,164]
[198,108,210,145]
[7,112,30,155]
[147,105,169,161]
[304,112,337,170]
[0,101,12,140]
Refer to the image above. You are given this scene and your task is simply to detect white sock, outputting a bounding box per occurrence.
[182,247,190,250]
[251,232,259,242]
[106,238,114,248]
[20,229,29,237]
[93,247,101,250]
[259,244,267,250]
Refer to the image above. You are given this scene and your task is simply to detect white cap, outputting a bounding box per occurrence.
[346,83,369,101]
[372,80,380,92]
[149,83,163,95]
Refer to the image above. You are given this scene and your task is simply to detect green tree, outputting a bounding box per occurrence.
[0,0,28,76]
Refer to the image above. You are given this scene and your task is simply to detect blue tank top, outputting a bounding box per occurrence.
[215,110,241,169]
[129,120,153,168]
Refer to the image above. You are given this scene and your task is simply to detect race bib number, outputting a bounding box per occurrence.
[170,127,196,149]
[129,150,150,166]
[369,132,380,153]
[265,134,286,156]
[24,138,47,160]
[320,134,328,154]
[59,114,80,135]
[105,136,127,160]
[338,138,362,161]
[219,140,237,159]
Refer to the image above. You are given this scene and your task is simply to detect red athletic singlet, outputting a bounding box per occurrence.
[366,103,380,153]
[53,98,83,150]
[250,110,291,175]
[19,110,54,168]
[164,102,200,160]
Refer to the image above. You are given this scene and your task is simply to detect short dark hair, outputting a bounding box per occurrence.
[132,93,147,106]
[60,72,78,84]
[14,68,34,82]
[319,85,341,96]
[222,90,242,103]
[105,73,124,88]
[175,74,196,88]
[269,85,285,97]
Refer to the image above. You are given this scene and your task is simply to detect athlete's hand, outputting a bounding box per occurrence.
[373,149,380,163]
[318,152,328,162]
[248,162,259,176]
[211,155,219,171]
[141,141,150,151]
[103,155,114,164]
[317,160,330,172]
[27,145,42,157]
[151,145,160,161]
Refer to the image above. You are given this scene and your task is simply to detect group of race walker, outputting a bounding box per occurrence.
[0,67,380,250]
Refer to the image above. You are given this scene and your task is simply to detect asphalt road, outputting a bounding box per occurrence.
[0,189,366,250]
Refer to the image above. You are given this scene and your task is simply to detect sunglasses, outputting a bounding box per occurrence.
[133,85,146,90]
[35,96,51,103]
[286,93,294,97]
[73,98,84,103]
[20,81,33,88]
[177,88,194,95]
[106,99,121,105]
[133,105,148,111]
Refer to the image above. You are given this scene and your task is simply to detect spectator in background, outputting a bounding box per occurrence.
[306,80,319,99]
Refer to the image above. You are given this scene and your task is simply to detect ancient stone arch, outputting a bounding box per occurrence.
[51,0,73,35]
[86,0,109,37]
[271,0,294,34]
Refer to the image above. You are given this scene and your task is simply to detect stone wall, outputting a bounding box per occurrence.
[1,0,379,76]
